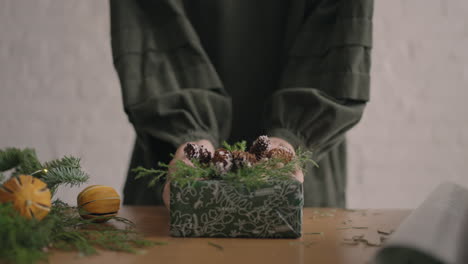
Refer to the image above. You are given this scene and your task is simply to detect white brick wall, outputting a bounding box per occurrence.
[1,1,467,208]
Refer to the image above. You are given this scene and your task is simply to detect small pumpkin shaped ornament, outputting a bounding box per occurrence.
[0,175,52,220]
[77,185,120,222]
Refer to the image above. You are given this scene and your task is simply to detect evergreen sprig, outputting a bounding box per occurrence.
[221,148,317,188]
[0,148,43,176]
[0,148,159,264]
[0,148,89,197]
[0,201,158,264]
[222,140,247,152]
[134,145,317,189]
[133,164,168,188]
[0,148,23,171]
[43,156,81,170]
[16,149,43,176]
[0,202,51,264]
[42,167,89,196]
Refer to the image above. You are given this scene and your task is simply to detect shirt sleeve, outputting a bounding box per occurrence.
[264,0,373,160]
[110,0,232,149]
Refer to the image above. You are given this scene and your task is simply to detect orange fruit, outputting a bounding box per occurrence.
[77,185,120,222]
[0,175,52,220]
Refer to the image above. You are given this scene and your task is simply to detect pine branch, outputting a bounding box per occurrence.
[136,147,318,189]
[0,148,89,197]
[49,201,157,255]
[42,167,89,195]
[0,148,42,177]
[43,156,81,170]
[132,166,167,187]
[0,203,52,264]
[170,160,216,186]
[222,140,247,152]
[0,148,23,172]
[16,148,42,175]
[0,201,158,264]
[0,149,157,263]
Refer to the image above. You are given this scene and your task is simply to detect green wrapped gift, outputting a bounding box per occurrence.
[170,179,303,238]
[133,138,314,238]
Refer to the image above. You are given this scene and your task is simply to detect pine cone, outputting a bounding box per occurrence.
[184,143,201,160]
[199,145,212,164]
[232,151,257,169]
[266,146,294,164]
[249,135,271,160]
[212,148,233,174]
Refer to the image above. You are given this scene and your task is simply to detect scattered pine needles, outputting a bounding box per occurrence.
[207,241,224,251]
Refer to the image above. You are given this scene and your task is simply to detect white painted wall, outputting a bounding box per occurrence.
[1,1,467,208]
[347,1,468,208]
[0,1,134,204]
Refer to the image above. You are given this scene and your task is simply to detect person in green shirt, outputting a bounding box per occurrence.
[110,0,373,208]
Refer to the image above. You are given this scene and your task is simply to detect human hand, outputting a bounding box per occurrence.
[162,139,214,209]
[269,137,304,183]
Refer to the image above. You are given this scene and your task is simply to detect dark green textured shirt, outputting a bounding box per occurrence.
[110,0,373,207]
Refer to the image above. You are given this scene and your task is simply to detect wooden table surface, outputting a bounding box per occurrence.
[49,206,410,264]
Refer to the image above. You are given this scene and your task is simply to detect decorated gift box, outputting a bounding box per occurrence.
[135,135,315,238]
[170,179,303,238]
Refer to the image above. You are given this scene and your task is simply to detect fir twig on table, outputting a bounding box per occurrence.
[304,232,324,235]
[207,241,224,251]
[0,201,158,264]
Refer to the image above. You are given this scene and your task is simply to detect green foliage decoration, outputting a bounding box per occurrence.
[0,201,155,264]
[134,141,318,189]
[0,147,23,172]
[0,148,160,264]
[221,140,247,152]
[0,148,89,195]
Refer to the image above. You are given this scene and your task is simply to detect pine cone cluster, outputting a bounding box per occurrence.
[198,146,212,164]
[183,143,212,164]
[249,135,271,160]
[212,148,233,174]
[266,146,294,163]
[182,135,295,177]
[232,150,257,169]
[184,143,200,160]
